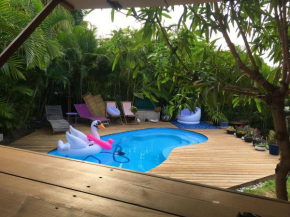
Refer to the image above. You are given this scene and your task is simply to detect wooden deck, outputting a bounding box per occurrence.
[4,121,279,189]
[0,146,289,217]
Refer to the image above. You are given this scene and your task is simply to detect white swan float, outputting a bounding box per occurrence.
[57,120,113,158]
[70,120,103,142]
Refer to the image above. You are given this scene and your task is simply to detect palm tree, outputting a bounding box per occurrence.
[0,0,73,133]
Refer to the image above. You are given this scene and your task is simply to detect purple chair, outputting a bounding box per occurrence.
[177,107,201,125]
[74,104,109,125]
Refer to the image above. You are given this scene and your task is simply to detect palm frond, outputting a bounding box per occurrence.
[0,0,10,16]
[0,55,25,80]
[0,103,13,119]
[48,70,70,87]
[23,30,47,68]
[45,39,64,59]
[41,6,74,36]
[8,86,33,97]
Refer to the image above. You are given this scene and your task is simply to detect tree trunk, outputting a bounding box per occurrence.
[271,96,290,200]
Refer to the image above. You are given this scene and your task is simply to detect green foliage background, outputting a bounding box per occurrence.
[0,0,277,137]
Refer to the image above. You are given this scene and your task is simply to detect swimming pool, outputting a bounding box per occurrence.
[48,128,207,172]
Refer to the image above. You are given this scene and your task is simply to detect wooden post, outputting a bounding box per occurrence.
[67,85,71,123]
[0,0,65,68]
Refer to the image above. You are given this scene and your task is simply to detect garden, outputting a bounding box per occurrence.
[0,0,290,201]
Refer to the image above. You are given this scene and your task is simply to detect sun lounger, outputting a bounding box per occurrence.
[74,104,109,125]
[45,105,69,133]
[106,101,123,125]
[121,101,138,125]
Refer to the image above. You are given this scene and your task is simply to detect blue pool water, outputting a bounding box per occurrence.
[48,128,207,172]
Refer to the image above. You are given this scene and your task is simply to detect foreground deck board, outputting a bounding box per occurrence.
[0,173,172,217]
[6,122,279,188]
[0,146,289,217]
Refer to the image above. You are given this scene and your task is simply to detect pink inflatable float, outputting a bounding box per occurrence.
[87,134,113,150]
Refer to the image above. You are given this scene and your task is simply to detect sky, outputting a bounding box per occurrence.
[84,7,239,43]
[84,8,184,38]
[84,9,141,37]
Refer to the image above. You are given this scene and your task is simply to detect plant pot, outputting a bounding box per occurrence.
[244,137,253,143]
[154,107,161,112]
[219,122,229,128]
[210,120,219,126]
[268,143,279,155]
[252,139,262,146]
[236,132,245,138]
[161,114,171,122]
[227,130,235,134]
[255,146,266,151]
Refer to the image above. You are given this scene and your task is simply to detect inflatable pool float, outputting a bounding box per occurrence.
[87,134,113,150]
[177,107,201,125]
[57,120,113,157]
[57,132,103,157]
[107,106,120,116]
[150,119,158,123]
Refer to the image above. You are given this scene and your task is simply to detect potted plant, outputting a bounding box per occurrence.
[252,128,263,146]
[236,125,246,138]
[130,106,138,115]
[244,127,254,143]
[267,130,279,155]
[255,142,269,151]
[161,105,171,122]
[207,108,228,127]
[154,107,161,112]
[236,130,246,138]
[219,116,229,128]
[226,126,236,134]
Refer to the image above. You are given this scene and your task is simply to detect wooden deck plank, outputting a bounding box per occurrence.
[0,173,173,217]
[0,146,289,217]
[0,189,101,217]
[3,122,280,189]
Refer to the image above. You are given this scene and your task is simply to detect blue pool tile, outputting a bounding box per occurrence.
[170,121,218,129]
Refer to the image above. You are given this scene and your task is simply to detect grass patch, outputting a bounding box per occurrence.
[242,178,290,200]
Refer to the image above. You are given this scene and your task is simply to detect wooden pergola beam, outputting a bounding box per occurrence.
[60,0,75,11]
[0,0,69,68]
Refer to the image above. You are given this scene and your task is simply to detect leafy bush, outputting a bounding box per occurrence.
[207,108,228,123]
[245,127,255,137]
[267,130,277,144]
[130,106,137,114]
[162,106,170,115]
[256,143,269,149]
[252,128,262,140]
